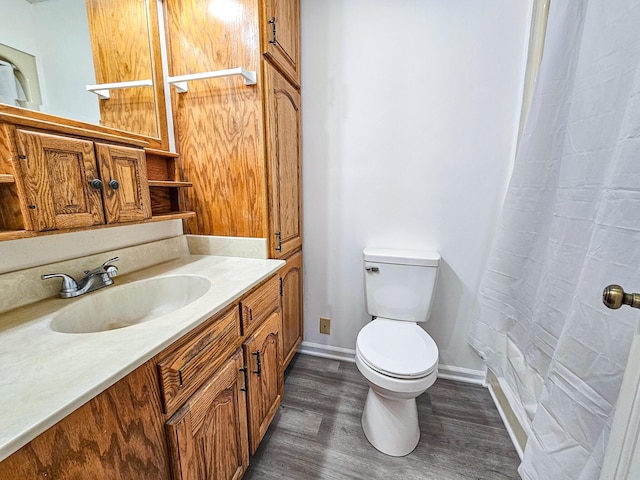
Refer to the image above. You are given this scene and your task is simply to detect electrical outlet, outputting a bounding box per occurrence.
[320,317,331,335]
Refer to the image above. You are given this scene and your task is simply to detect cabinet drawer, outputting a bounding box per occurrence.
[240,276,280,335]
[157,305,241,416]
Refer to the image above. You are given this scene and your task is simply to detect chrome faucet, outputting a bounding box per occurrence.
[42,257,119,298]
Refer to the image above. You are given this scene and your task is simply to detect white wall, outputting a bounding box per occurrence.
[301,0,533,371]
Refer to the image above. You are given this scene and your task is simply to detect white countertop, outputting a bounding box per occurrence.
[0,254,284,462]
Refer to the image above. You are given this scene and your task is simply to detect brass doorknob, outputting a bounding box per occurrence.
[602,284,640,310]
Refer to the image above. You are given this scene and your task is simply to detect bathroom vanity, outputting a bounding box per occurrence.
[0,237,285,479]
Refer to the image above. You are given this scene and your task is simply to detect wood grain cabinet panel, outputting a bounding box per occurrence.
[0,361,171,480]
[16,129,105,231]
[280,251,303,369]
[262,0,301,86]
[96,143,152,223]
[240,275,281,336]
[13,130,152,232]
[243,309,283,454]
[157,305,242,417]
[264,63,302,259]
[165,350,249,480]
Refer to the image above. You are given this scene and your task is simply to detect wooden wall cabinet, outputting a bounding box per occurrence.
[165,0,303,371]
[262,0,301,87]
[0,113,194,240]
[15,129,151,232]
[264,62,302,259]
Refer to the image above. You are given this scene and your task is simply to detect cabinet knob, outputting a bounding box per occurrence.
[89,178,103,190]
[108,179,120,190]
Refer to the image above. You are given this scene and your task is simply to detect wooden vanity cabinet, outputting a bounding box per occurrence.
[243,309,283,454]
[165,350,249,480]
[0,360,172,480]
[280,250,303,368]
[158,274,282,478]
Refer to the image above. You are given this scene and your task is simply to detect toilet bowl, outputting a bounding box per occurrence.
[356,319,438,456]
[356,248,441,456]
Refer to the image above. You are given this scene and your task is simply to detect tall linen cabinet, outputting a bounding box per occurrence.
[164,0,302,369]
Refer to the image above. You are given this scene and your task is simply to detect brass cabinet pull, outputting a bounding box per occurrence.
[603,284,640,309]
[268,16,277,44]
[275,231,282,251]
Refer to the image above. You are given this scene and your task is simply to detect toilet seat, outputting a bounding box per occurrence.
[356,319,438,379]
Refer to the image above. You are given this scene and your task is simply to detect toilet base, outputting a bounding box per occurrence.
[361,386,420,457]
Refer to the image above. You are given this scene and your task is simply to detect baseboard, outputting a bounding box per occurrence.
[486,371,527,459]
[298,341,356,363]
[437,364,486,385]
[298,342,486,385]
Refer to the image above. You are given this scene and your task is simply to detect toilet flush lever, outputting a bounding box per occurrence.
[365,267,379,273]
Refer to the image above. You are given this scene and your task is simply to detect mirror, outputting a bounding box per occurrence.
[0,0,166,147]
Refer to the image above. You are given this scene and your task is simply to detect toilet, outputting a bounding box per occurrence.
[355,247,440,457]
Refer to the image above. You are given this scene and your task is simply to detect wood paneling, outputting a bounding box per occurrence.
[96,143,152,223]
[165,350,249,480]
[86,0,159,139]
[0,361,172,480]
[243,309,283,454]
[262,0,301,87]
[165,0,268,238]
[280,251,303,369]
[264,63,302,258]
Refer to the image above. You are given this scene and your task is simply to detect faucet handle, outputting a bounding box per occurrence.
[41,273,79,294]
[84,257,120,275]
[102,257,119,268]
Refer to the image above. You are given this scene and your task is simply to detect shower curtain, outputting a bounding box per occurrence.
[469,0,640,478]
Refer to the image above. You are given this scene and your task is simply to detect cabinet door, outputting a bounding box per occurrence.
[281,250,303,369]
[165,350,249,480]
[262,0,300,86]
[243,309,283,454]
[264,63,302,259]
[15,129,105,231]
[95,143,152,223]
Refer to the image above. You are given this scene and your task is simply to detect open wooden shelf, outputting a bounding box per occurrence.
[0,229,33,240]
[0,174,15,184]
[150,211,196,222]
[148,180,193,188]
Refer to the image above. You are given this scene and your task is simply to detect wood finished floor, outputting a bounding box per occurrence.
[244,354,521,480]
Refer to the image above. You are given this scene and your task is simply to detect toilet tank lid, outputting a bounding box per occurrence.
[363,248,440,266]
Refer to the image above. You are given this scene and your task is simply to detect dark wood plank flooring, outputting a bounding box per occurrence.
[244,354,521,480]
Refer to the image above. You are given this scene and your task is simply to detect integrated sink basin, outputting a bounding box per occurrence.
[50,275,211,334]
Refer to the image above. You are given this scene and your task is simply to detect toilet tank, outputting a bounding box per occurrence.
[363,248,440,323]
